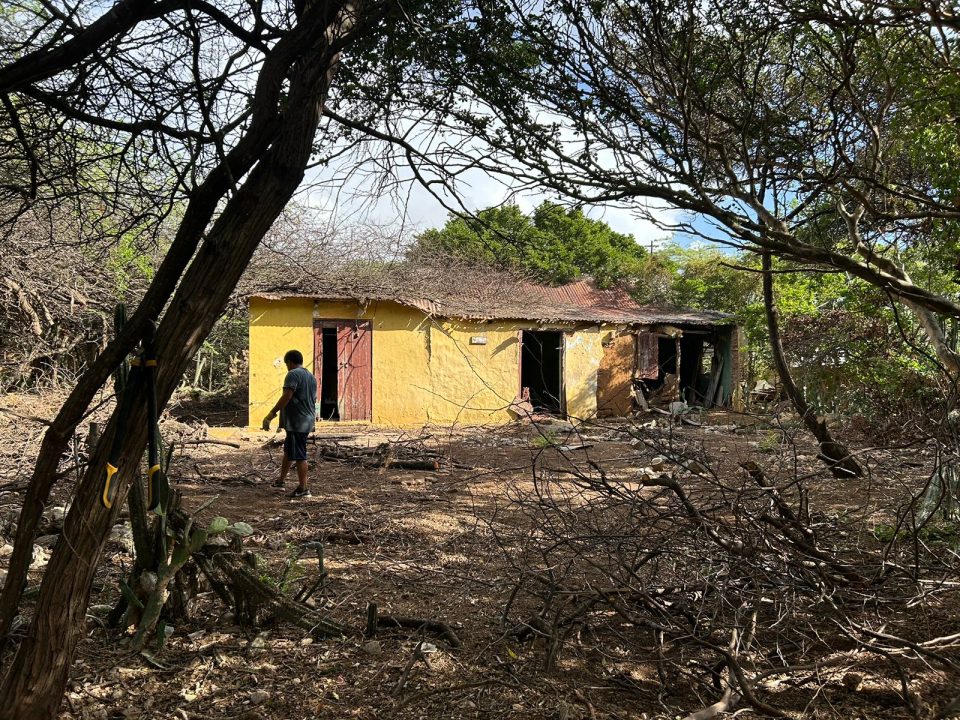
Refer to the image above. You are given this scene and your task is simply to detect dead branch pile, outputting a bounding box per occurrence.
[268,436,447,471]
[0,211,155,389]
[315,440,443,471]
[490,424,960,719]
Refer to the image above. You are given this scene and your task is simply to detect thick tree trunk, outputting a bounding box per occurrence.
[0,4,364,716]
[0,0,349,643]
[0,74,283,648]
[761,253,863,478]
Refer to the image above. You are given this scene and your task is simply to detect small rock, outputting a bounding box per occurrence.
[249,632,268,649]
[30,545,50,570]
[0,544,13,558]
[107,524,134,553]
[34,535,59,548]
[299,638,313,646]
[88,604,114,616]
[362,640,382,656]
[43,506,67,530]
[138,572,158,594]
[249,690,271,705]
[842,672,863,691]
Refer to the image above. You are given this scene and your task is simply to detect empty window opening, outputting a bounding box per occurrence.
[521,330,563,414]
[657,337,677,377]
[319,327,339,420]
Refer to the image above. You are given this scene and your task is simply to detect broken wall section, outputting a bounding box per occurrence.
[596,324,738,417]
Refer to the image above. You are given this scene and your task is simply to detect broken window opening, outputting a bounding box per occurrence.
[520,330,563,415]
[634,329,732,409]
[319,327,340,420]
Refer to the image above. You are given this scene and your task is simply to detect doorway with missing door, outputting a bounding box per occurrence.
[520,330,564,414]
[313,320,372,421]
[318,327,339,420]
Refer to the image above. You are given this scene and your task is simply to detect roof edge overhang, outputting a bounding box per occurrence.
[247,293,734,328]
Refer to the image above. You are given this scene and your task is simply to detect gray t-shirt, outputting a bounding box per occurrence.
[282,366,317,433]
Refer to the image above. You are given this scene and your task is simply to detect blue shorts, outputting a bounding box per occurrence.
[284,432,309,462]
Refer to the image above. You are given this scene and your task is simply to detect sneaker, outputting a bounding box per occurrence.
[289,487,311,498]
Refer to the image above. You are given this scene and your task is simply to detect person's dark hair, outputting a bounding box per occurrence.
[283,349,304,365]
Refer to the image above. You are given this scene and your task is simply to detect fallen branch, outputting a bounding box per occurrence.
[377,614,462,648]
[181,438,241,449]
[0,407,52,426]
[682,689,741,720]
[210,551,355,638]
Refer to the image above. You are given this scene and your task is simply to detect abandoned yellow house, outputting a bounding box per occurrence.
[248,271,740,427]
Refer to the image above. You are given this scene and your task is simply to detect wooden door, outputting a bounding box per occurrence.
[313,320,372,421]
[337,321,372,421]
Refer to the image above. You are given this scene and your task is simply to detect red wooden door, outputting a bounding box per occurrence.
[337,321,372,421]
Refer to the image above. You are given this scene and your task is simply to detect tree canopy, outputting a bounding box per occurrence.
[410,202,647,287]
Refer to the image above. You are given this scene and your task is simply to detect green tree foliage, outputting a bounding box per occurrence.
[662,246,938,423]
[409,202,646,287]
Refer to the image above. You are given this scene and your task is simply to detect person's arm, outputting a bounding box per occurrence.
[262,388,294,430]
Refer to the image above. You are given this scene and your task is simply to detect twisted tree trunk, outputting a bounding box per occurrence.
[761,253,863,478]
[0,3,367,715]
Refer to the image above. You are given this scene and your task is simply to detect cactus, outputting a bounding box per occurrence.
[112,303,129,392]
[132,509,255,652]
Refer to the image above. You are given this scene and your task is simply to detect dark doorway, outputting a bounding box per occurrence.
[521,330,563,414]
[657,336,677,376]
[319,327,339,420]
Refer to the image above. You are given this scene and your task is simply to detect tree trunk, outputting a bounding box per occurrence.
[0,4,364,716]
[0,54,285,647]
[0,0,346,642]
[761,253,863,478]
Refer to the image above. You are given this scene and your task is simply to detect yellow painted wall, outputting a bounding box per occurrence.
[426,320,522,424]
[248,297,315,428]
[564,326,603,420]
[313,299,434,426]
[248,297,608,427]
